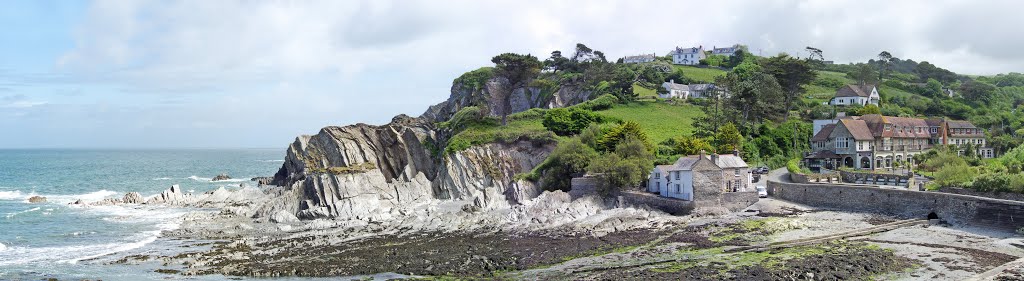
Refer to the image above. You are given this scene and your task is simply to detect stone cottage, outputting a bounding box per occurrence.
[647,150,750,201]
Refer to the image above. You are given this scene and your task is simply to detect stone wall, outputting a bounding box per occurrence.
[569,177,600,200]
[789,172,840,184]
[620,191,694,215]
[768,180,1024,232]
[839,170,912,187]
[938,187,1024,202]
[720,191,760,212]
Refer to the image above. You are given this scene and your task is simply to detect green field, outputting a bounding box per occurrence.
[674,65,726,83]
[633,83,658,98]
[596,101,704,144]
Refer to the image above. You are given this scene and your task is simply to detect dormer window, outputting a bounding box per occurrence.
[885,124,892,131]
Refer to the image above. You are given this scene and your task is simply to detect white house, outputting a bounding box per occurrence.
[829,84,880,106]
[660,80,690,99]
[623,53,656,64]
[670,46,705,65]
[711,44,742,56]
[647,151,750,201]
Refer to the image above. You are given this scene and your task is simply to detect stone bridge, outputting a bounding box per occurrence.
[768,178,1024,232]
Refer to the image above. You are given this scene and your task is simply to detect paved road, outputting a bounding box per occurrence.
[766,167,790,183]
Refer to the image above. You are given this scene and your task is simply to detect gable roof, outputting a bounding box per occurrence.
[714,155,748,168]
[711,45,740,55]
[674,46,704,55]
[947,120,977,129]
[839,119,874,140]
[811,123,836,141]
[858,114,930,138]
[624,54,655,61]
[835,84,877,98]
[662,81,689,92]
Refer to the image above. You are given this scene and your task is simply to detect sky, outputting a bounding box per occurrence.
[1,0,1023,148]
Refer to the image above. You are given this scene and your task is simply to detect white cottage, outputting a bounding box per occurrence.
[660,80,690,99]
[670,46,705,65]
[648,151,750,201]
[623,53,656,64]
[829,84,880,106]
[711,44,742,56]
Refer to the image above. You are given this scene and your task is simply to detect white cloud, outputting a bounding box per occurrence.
[9,0,1023,148]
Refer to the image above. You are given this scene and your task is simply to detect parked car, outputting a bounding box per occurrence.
[756,185,768,198]
[754,166,770,174]
[752,174,761,183]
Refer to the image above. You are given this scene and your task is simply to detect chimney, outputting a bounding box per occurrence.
[699,150,706,158]
[733,149,739,157]
[670,79,675,84]
[711,153,719,164]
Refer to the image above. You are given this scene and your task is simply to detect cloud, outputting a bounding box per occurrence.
[7,0,1023,148]
[0,94,47,108]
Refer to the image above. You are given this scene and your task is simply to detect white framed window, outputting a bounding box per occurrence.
[675,184,680,193]
[675,172,680,180]
[734,169,740,176]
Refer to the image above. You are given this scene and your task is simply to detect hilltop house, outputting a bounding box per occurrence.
[711,44,742,56]
[829,84,880,106]
[660,80,724,99]
[669,46,706,65]
[648,150,750,201]
[623,53,656,64]
[806,114,993,172]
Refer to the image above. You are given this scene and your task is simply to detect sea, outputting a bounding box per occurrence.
[0,149,293,280]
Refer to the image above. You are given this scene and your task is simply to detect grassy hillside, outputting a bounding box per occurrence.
[673,65,727,83]
[633,84,658,98]
[596,101,704,144]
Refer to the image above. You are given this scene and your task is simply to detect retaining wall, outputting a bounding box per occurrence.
[620,191,694,215]
[570,177,758,215]
[768,180,1024,231]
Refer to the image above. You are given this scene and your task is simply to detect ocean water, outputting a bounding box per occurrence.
[0,149,286,280]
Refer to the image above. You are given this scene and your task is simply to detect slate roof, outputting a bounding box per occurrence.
[624,54,656,62]
[663,81,690,92]
[673,46,704,55]
[947,120,977,129]
[689,84,714,91]
[714,155,748,168]
[859,114,930,138]
[840,119,875,140]
[711,45,740,55]
[812,123,836,141]
[805,150,843,159]
[672,156,702,170]
[835,84,877,98]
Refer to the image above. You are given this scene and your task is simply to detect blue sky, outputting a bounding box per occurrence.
[2,0,1023,148]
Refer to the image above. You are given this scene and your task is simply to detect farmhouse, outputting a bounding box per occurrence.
[669,46,705,65]
[660,80,725,99]
[829,84,880,106]
[710,44,742,56]
[623,53,656,64]
[647,150,750,201]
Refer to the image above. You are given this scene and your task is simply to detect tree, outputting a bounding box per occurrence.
[850,64,879,85]
[598,121,649,152]
[877,51,894,81]
[960,80,997,105]
[588,136,654,196]
[542,107,599,136]
[715,123,744,152]
[719,71,785,128]
[669,136,715,155]
[539,138,598,191]
[491,53,542,126]
[855,104,882,115]
[543,50,570,73]
[759,54,816,121]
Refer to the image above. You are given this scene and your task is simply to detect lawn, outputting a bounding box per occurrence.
[673,65,727,83]
[596,101,705,144]
[633,83,658,98]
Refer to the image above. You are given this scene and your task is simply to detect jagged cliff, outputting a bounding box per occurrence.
[267,74,597,220]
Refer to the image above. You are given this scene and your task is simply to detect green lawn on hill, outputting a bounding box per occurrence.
[633,84,658,98]
[596,101,704,144]
[673,65,726,83]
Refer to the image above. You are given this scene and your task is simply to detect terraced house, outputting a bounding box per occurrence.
[805,114,993,172]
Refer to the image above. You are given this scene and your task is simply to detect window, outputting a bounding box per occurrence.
[675,171,680,180]
[655,172,660,179]
[931,127,937,134]
[656,182,661,189]
[885,124,892,131]
[675,184,680,193]
[734,169,740,176]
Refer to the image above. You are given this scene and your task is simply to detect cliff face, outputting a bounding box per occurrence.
[269,114,552,220]
[421,78,592,123]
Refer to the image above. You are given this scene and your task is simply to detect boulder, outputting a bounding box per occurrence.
[27,196,46,203]
[70,199,84,205]
[212,174,232,181]
[147,184,188,205]
[269,210,300,224]
[122,192,144,204]
[91,198,122,206]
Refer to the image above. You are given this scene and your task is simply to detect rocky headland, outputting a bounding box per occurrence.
[71,74,1024,280]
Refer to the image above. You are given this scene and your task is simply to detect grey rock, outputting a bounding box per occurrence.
[211,174,231,181]
[270,210,300,224]
[122,192,144,204]
[27,196,46,203]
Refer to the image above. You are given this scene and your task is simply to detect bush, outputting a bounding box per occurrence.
[453,67,494,91]
[533,138,598,192]
[786,158,804,175]
[812,76,846,89]
[542,107,600,136]
[576,94,619,111]
[971,173,1011,193]
[598,121,649,152]
[588,136,654,196]
[932,162,976,188]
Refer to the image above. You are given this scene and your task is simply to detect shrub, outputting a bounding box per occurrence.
[786,158,804,175]
[812,76,846,89]
[576,94,619,111]
[542,107,600,136]
[453,67,494,91]
[971,173,1011,193]
[598,121,649,152]
[932,162,976,188]
[588,136,654,196]
[535,138,598,191]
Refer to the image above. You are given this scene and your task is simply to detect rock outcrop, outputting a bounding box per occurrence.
[123,192,144,204]
[421,78,592,123]
[27,196,46,203]
[268,114,553,221]
[212,174,232,181]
